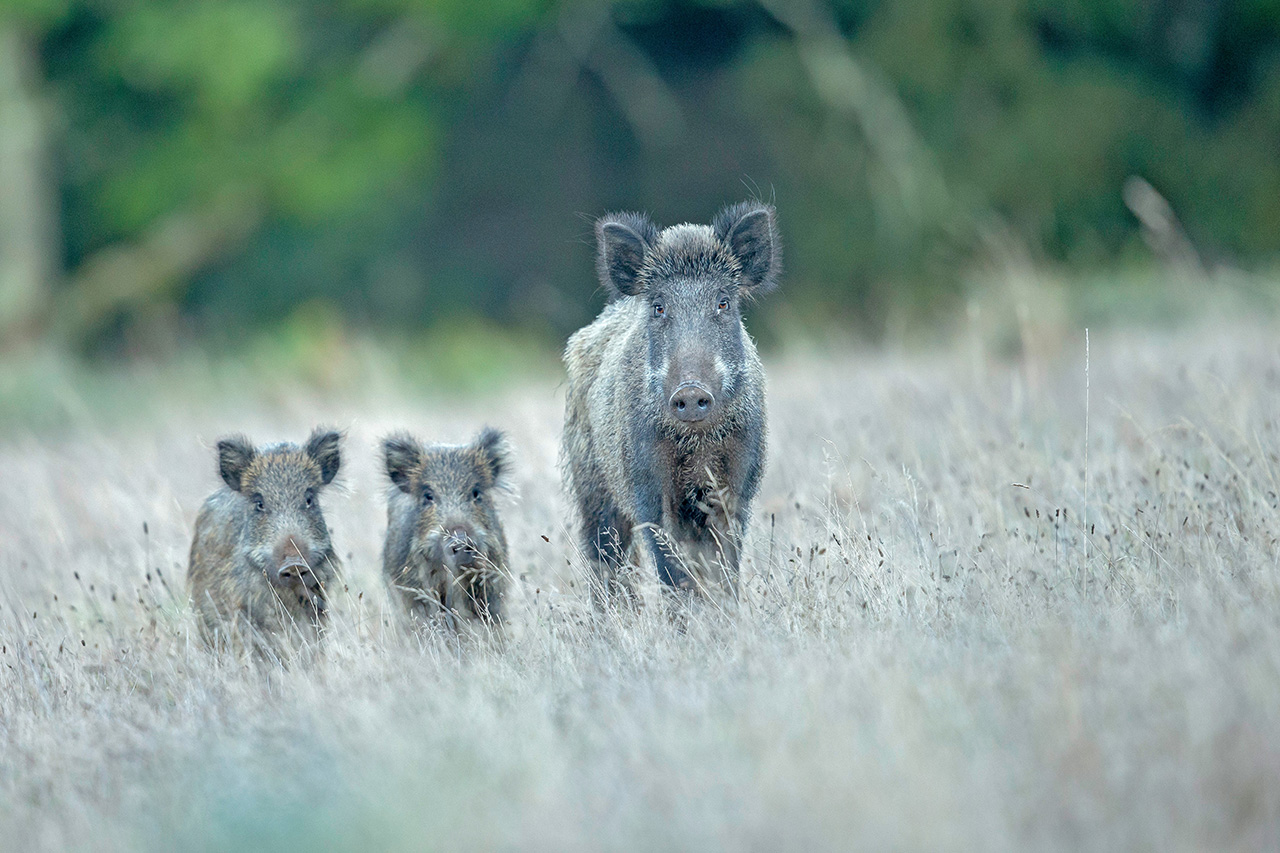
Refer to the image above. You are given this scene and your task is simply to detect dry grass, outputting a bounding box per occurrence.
[2,319,1279,851]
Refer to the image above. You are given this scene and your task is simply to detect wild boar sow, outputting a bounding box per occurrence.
[187,429,343,653]
[562,200,781,601]
[381,428,511,627]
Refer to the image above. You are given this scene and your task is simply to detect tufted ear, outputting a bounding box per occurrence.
[713,201,782,295]
[474,427,513,487]
[304,428,342,485]
[382,433,423,494]
[216,436,256,493]
[596,211,658,298]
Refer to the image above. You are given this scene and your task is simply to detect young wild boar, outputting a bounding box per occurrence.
[562,200,781,602]
[187,429,343,653]
[381,428,511,627]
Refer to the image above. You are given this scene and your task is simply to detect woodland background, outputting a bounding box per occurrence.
[2,0,1278,360]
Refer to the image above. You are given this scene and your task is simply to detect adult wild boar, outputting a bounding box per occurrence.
[187,429,343,654]
[562,200,780,602]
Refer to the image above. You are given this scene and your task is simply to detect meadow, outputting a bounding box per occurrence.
[1,311,1278,851]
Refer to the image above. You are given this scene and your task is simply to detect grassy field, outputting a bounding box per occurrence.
[2,316,1279,851]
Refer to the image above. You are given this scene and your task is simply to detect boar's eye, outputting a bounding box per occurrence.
[303,489,315,509]
[471,487,483,502]
[717,296,730,312]
[652,301,665,318]
[252,495,266,513]
[421,487,435,507]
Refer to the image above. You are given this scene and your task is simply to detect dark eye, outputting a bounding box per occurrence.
[717,296,730,311]
[253,496,266,513]
[422,488,435,506]
[472,487,483,502]
[652,301,665,318]
[304,490,315,508]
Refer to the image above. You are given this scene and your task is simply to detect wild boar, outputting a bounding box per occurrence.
[562,200,781,602]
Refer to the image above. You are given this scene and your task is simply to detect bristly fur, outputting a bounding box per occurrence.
[635,225,743,294]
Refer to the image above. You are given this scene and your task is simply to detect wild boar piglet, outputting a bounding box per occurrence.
[382,427,512,627]
[188,428,344,654]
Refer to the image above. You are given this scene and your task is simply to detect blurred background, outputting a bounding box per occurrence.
[1,0,1279,367]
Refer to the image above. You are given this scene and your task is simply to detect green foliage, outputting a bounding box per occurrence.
[18,0,1280,353]
[0,0,70,26]
[106,2,299,112]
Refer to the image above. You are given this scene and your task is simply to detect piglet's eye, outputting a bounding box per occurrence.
[717,297,730,311]
[422,488,435,506]
[253,496,266,513]
[652,302,665,317]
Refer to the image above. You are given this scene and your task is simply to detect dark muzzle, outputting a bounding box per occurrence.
[444,526,480,568]
[669,381,716,423]
[276,554,319,589]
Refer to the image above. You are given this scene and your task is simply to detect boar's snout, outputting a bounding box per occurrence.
[669,381,716,423]
[444,525,480,567]
[274,537,321,589]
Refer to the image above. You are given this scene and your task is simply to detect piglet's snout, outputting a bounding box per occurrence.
[275,538,320,589]
[444,526,480,567]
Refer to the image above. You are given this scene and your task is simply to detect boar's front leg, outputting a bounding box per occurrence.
[578,483,636,606]
[630,454,692,592]
[677,478,739,600]
[681,434,764,600]
[717,431,766,600]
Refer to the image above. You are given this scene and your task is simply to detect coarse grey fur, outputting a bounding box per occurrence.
[187,429,344,657]
[562,200,780,603]
[381,428,512,628]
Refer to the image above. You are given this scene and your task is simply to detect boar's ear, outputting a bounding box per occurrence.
[216,436,255,493]
[596,212,657,298]
[713,201,781,295]
[382,434,422,494]
[474,427,512,486]
[304,428,342,485]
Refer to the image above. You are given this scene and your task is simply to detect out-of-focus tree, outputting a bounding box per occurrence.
[0,0,65,349]
[1,0,542,352]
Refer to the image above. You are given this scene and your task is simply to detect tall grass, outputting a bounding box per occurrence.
[1,318,1278,851]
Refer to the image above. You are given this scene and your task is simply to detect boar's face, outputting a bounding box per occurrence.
[596,201,781,429]
[217,429,341,597]
[384,428,510,572]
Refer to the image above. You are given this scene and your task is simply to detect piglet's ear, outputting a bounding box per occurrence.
[713,201,782,295]
[216,436,255,493]
[596,212,658,299]
[474,427,513,487]
[304,428,342,486]
[382,434,422,494]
